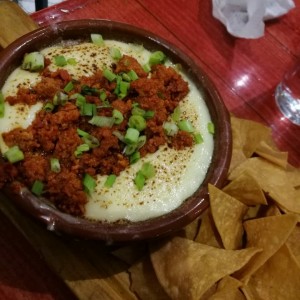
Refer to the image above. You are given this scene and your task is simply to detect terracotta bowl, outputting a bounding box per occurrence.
[0,20,231,242]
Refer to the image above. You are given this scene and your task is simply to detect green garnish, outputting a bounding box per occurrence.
[88,116,115,128]
[149,51,166,66]
[128,115,146,132]
[21,52,44,71]
[171,106,181,122]
[142,63,151,73]
[208,122,215,134]
[124,128,140,144]
[67,58,77,65]
[110,47,122,60]
[64,81,74,93]
[112,109,124,125]
[54,55,67,67]
[31,180,44,196]
[163,121,178,136]
[53,91,68,106]
[82,103,96,116]
[43,102,54,112]
[127,70,139,81]
[91,33,104,46]
[77,128,100,149]
[177,120,194,133]
[103,69,117,82]
[83,173,96,194]
[130,151,140,164]
[4,145,24,163]
[141,162,156,179]
[104,174,117,188]
[50,158,61,173]
[193,132,203,144]
[134,171,145,191]
[74,143,90,157]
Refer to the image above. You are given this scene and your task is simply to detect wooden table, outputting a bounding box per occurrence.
[0,0,300,299]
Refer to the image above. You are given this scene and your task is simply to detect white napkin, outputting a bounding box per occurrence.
[212,0,295,39]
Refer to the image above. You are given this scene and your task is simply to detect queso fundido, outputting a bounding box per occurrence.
[0,36,214,223]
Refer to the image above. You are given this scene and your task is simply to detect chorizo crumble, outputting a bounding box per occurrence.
[0,51,195,217]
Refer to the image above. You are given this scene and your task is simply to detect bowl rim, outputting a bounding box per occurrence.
[0,19,232,242]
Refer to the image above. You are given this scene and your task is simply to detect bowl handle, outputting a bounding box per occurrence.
[0,1,38,49]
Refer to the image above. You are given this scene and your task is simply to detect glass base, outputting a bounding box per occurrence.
[275,83,300,125]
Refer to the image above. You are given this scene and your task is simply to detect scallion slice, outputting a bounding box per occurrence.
[54,55,67,67]
[131,107,145,116]
[149,51,166,66]
[171,106,181,122]
[104,174,116,188]
[178,120,194,133]
[128,115,146,132]
[134,171,145,191]
[21,52,44,71]
[88,116,115,127]
[31,180,44,196]
[53,91,68,106]
[208,122,215,134]
[130,151,140,164]
[50,158,61,173]
[67,58,77,65]
[4,145,24,163]
[43,102,54,112]
[110,47,122,60]
[64,81,74,93]
[74,143,90,157]
[124,128,140,144]
[112,109,124,125]
[99,90,107,101]
[144,110,155,119]
[83,173,96,194]
[163,121,178,136]
[141,162,156,179]
[82,103,96,116]
[112,130,125,142]
[142,63,151,73]
[91,33,104,46]
[119,81,130,98]
[103,69,116,82]
[127,70,139,81]
[193,132,204,144]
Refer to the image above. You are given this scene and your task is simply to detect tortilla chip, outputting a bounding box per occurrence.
[243,205,261,220]
[129,255,169,300]
[150,236,261,300]
[111,243,147,265]
[229,148,247,173]
[286,164,300,188]
[230,117,272,158]
[259,203,282,217]
[235,214,298,283]
[228,157,300,213]
[246,244,300,300]
[286,224,300,265]
[255,140,288,169]
[178,217,200,240]
[209,184,248,250]
[208,276,245,300]
[194,209,222,248]
[223,171,267,206]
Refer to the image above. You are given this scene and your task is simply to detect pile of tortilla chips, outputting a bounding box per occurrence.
[112,116,300,300]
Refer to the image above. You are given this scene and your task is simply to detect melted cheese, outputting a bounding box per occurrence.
[0,40,213,222]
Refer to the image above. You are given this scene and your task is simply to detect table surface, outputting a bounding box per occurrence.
[1,0,300,299]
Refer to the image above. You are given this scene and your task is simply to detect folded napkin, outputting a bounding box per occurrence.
[212,0,295,39]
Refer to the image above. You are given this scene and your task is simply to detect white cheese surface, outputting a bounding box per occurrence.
[0,39,214,222]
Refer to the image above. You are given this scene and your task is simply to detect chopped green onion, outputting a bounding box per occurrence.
[127,70,139,81]
[4,145,24,163]
[81,85,99,96]
[113,75,122,95]
[75,94,86,106]
[82,103,96,116]
[31,180,44,196]
[193,132,204,144]
[128,115,146,132]
[74,143,90,157]
[83,135,100,149]
[171,106,181,122]
[64,81,74,93]
[43,102,54,112]
[0,92,4,118]
[124,144,138,155]
[163,121,178,136]
[50,158,61,173]
[112,130,125,142]
[141,162,156,179]
[119,81,130,98]
[124,128,140,144]
[208,122,215,134]
[83,173,96,194]
[103,69,116,82]
[144,110,155,119]
[91,33,104,46]
[21,52,44,71]
[136,135,147,149]
[54,55,67,67]
[99,90,107,101]
[88,116,115,127]
[112,109,124,125]
[130,151,140,164]
[178,120,194,133]
[149,51,166,66]
[132,107,145,116]
[110,47,122,60]
[132,102,139,108]
[142,63,151,73]
[104,174,117,188]
[67,58,77,65]
[53,91,68,106]
[77,128,90,138]
[134,171,145,191]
